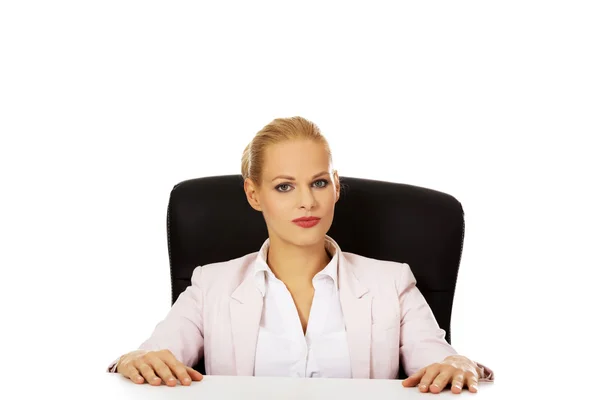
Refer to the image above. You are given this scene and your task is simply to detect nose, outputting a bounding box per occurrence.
[298,186,316,210]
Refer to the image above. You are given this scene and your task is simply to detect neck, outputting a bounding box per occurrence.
[266,235,332,288]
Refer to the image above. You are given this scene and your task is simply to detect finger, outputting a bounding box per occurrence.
[147,356,178,387]
[430,368,454,394]
[466,372,479,393]
[418,364,442,393]
[185,366,204,382]
[125,366,145,384]
[136,362,162,386]
[402,367,426,387]
[450,372,466,394]
[158,351,197,386]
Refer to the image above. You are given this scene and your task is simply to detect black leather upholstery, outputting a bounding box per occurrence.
[166,175,465,379]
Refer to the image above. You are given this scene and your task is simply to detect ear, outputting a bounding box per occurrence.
[333,170,340,203]
[244,178,262,211]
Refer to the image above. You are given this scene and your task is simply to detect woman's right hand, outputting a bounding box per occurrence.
[116,349,204,386]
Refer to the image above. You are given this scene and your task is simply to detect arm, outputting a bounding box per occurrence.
[107,266,205,372]
[397,265,494,381]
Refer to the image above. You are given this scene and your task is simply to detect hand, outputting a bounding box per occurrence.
[402,355,479,394]
[116,349,204,386]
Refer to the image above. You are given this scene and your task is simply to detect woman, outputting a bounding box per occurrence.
[108,116,494,394]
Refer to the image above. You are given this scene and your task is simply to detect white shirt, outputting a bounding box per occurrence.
[253,237,352,378]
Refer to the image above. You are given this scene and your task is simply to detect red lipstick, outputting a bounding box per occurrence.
[292,216,321,228]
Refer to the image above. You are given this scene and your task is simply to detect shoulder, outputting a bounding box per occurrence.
[341,251,417,291]
[190,252,257,292]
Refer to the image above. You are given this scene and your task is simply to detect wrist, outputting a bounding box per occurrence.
[117,350,147,370]
[475,363,485,379]
[442,355,479,376]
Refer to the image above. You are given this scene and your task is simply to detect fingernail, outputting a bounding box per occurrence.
[419,384,427,389]
[183,378,191,384]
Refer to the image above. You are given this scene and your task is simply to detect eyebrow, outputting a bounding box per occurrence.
[271,171,329,182]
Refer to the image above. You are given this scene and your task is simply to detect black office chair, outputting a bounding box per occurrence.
[166,175,465,379]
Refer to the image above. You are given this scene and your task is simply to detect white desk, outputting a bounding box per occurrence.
[96,373,496,399]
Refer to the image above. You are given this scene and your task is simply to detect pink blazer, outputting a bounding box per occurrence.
[112,237,493,380]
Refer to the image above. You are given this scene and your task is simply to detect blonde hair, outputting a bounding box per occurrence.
[241,116,333,187]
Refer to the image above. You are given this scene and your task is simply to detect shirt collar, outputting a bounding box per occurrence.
[254,236,339,297]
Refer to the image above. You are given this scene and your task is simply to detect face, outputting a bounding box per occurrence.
[244,139,340,248]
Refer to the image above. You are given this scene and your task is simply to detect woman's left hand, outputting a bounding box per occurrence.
[402,355,480,394]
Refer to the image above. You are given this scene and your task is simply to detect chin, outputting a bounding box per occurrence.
[295,237,324,247]
[290,229,329,247]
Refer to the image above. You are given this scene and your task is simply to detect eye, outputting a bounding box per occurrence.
[275,183,292,192]
[313,179,329,188]
[275,179,329,193]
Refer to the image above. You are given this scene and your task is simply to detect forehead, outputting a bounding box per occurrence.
[262,140,330,177]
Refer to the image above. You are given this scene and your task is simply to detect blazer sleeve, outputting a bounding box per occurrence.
[106,266,205,372]
[397,265,494,381]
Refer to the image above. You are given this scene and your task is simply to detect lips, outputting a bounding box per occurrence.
[292,216,321,228]
[292,217,321,222]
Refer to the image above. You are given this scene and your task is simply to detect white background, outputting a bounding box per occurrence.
[1,1,599,398]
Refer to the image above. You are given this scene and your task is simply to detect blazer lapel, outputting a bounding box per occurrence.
[230,269,263,376]
[338,252,372,379]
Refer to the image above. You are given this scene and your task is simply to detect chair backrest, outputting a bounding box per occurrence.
[166,174,465,378]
